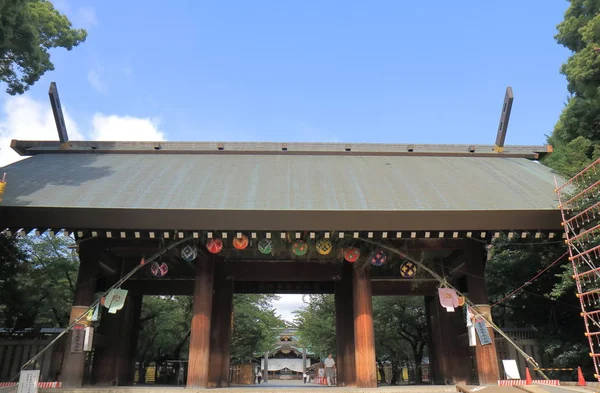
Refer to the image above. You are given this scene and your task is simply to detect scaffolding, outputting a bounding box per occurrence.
[556,158,600,381]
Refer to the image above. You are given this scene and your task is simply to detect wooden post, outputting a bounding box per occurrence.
[335,262,355,386]
[208,264,225,388]
[60,238,100,387]
[208,263,234,388]
[352,266,377,388]
[220,279,234,387]
[92,294,141,386]
[465,241,500,385]
[263,352,269,383]
[187,256,215,388]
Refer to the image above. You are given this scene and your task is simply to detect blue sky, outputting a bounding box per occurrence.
[0,0,573,320]
[1,1,570,149]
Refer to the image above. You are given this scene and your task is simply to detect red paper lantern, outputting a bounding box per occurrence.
[233,234,249,250]
[344,247,360,263]
[206,238,223,254]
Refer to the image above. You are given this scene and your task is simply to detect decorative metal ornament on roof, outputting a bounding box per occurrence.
[206,238,223,254]
[344,247,360,263]
[233,234,249,250]
[292,240,308,256]
[316,238,333,255]
[151,261,168,277]
[400,261,417,278]
[257,238,273,254]
[180,245,198,262]
[369,249,387,266]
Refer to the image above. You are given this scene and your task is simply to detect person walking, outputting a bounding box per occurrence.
[257,370,262,384]
[324,354,336,386]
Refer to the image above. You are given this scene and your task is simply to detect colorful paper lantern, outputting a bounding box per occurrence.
[292,240,308,256]
[370,249,387,266]
[344,247,360,263]
[151,261,169,277]
[233,234,249,250]
[258,238,273,254]
[316,239,333,255]
[206,238,223,254]
[400,261,417,278]
[180,245,198,262]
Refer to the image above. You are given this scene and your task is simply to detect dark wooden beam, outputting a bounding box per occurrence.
[0,206,564,233]
[48,82,69,145]
[225,261,342,282]
[494,87,514,152]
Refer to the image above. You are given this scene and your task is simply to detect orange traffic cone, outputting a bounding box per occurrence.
[577,366,586,386]
[525,367,533,385]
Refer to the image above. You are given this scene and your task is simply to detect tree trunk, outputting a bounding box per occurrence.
[413,343,424,384]
[137,363,146,385]
[390,359,399,385]
[377,361,386,385]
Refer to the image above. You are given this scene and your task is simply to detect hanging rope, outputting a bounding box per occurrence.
[358,237,550,380]
[9,235,194,382]
[491,251,569,307]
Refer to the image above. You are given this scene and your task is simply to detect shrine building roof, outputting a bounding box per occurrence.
[0,140,562,234]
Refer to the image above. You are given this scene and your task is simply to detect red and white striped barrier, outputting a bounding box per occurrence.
[498,380,560,386]
[0,382,62,388]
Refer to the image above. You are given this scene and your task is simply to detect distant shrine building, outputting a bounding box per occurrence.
[260,327,316,380]
[0,85,564,389]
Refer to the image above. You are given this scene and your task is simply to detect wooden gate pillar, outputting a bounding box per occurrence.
[352,266,377,388]
[60,238,101,387]
[465,241,500,385]
[335,262,355,386]
[92,294,142,386]
[187,256,215,388]
[219,278,234,387]
[208,262,234,388]
[426,296,471,384]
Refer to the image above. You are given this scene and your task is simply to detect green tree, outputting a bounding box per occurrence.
[373,297,428,384]
[0,0,87,95]
[231,294,285,363]
[0,234,78,329]
[294,294,336,361]
[545,0,600,176]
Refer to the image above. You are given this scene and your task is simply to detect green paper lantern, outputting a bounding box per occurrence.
[258,238,273,254]
[292,240,308,256]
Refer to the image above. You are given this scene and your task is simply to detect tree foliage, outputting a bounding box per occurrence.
[231,294,285,363]
[545,0,600,176]
[294,294,428,384]
[373,297,427,384]
[0,0,87,95]
[294,295,336,360]
[0,234,78,329]
[137,296,193,363]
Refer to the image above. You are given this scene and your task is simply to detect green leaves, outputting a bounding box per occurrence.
[551,0,600,167]
[294,294,336,360]
[0,234,78,329]
[231,294,285,363]
[0,0,86,95]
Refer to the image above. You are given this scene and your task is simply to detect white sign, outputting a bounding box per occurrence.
[70,325,85,353]
[84,327,94,351]
[17,370,40,393]
[502,359,521,380]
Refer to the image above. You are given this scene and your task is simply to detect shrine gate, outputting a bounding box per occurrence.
[0,138,561,389]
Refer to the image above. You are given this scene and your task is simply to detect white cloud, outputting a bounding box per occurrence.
[0,96,166,168]
[91,114,165,141]
[0,96,83,167]
[87,68,107,93]
[272,294,305,323]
